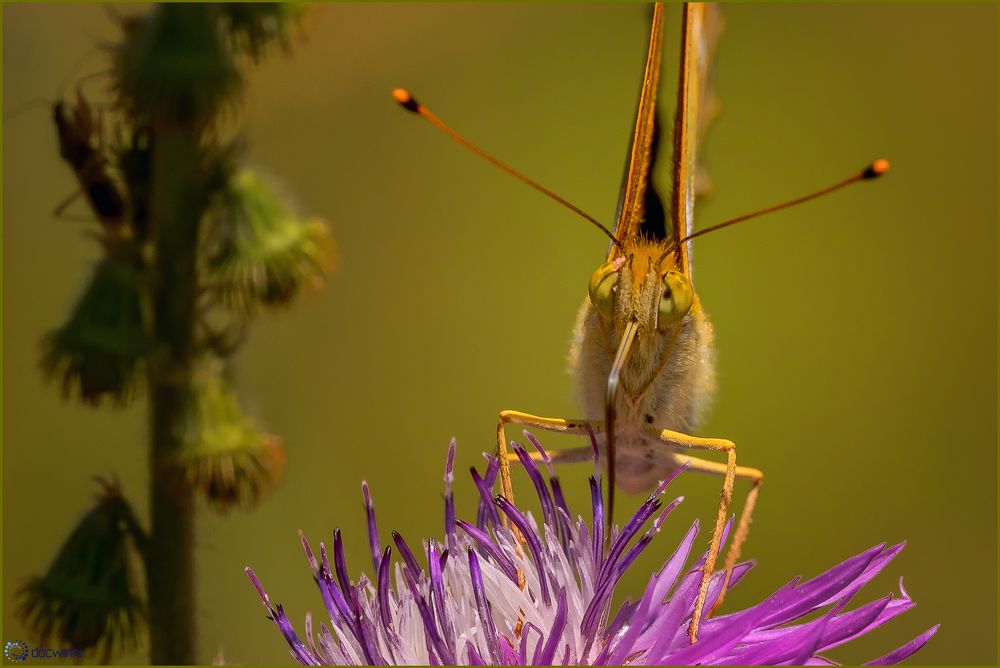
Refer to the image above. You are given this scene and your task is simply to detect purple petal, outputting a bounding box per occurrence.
[816,594,895,653]
[648,565,752,662]
[471,466,501,528]
[456,519,519,584]
[352,594,386,666]
[606,531,656,605]
[600,494,661,585]
[590,476,604,565]
[391,531,423,580]
[468,549,501,664]
[521,622,543,664]
[514,441,556,530]
[465,642,485,666]
[637,519,699,629]
[273,604,323,666]
[864,625,940,666]
[535,588,569,665]
[402,567,455,665]
[643,567,704,658]
[741,595,896,652]
[246,566,271,608]
[362,482,382,573]
[655,583,759,664]
[495,494,552,605]
[317,622,346,663]
[376,545,394,631]
[601,492,681,592]
[303,612,316,657]
[727,605,839,666]
[499,638,519,665]
[604,575,656,665]
[549,476,573,553]
[604,598,636,644]
[481,453,499,487]
[524,431,556,476]
[786,609,838,665]
[756,543,885,627]
[815,542,905,609]
[586,424,601,479]
[333,529,358,614]
[245,569,321,666]
[444,440,457,546]
[317,543,352,623]
[427,539,456,652]
[585,511,687,643]
[299,531,319,574]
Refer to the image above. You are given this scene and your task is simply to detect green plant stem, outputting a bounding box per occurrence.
[146,119,202,664]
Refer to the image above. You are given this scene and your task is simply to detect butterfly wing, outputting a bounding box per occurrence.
[670,2,723,281]
[693,5,723,201]
[607,3,665,262]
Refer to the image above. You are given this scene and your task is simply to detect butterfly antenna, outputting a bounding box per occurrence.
[55,45,103,96]
[393,88,625,252]
[4,68,111,123]
[3,97,51,122]
[680,159,890,243]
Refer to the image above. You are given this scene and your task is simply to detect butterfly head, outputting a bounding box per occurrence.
[588,239,693,335]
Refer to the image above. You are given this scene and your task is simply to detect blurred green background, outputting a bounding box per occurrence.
[2,3,995,665]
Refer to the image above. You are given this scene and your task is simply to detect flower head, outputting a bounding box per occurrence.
[247,437,937,665]
[207,168,335,314]
[41,252,149,407]
[163,355,286,512]
[17,478,145,661]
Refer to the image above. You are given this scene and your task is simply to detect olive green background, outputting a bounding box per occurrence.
[2,3,996,665]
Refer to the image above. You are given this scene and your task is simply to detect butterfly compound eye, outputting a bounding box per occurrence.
[588,264,618,318]
[657,271,693,329]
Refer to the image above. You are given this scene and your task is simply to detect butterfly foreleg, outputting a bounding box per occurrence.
[645,427,752,644]
[713,468,762,616]
[52,190,90,222]
[496,410,601,513]
[665,449,764,618]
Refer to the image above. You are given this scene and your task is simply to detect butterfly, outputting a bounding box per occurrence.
[395,1,886,643]
[494,4,748,643]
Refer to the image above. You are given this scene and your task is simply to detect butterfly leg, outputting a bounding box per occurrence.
[496,410,601,513]
[52,190,90,222]
[646,427,743,644]
[666,452,763,617]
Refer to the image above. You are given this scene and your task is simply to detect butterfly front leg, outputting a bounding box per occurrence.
[496,410,601,513]
[52,190,91,223]
[645,426,764,644]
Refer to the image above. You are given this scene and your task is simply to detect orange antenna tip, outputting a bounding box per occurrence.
[864,158,891,179]
[392,88,419,113]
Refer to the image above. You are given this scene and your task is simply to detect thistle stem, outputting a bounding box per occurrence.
[146,118,202,664]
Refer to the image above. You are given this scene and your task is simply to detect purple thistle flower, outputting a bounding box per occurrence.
[247,437,937,665]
